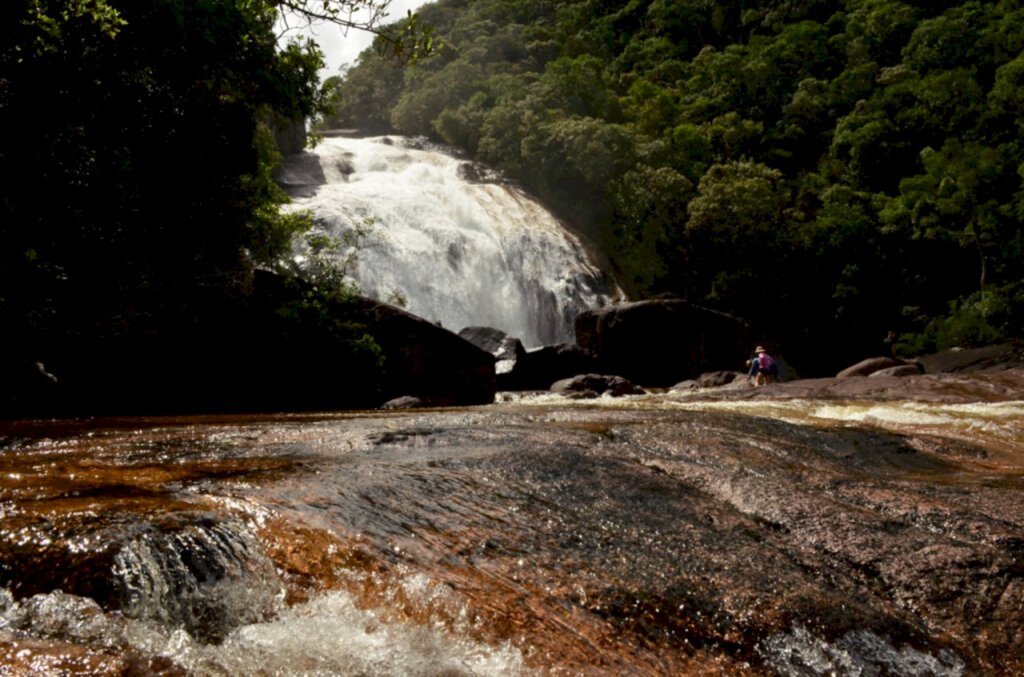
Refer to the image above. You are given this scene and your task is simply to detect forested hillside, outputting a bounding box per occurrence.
[326,0,1024,368]
[0,0,394,413]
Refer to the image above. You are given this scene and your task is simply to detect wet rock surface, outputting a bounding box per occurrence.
[673,370,748,390]
[836,356,910,378]
[0,394,1021,674]
[683,359,1024,404]
[550,373,645,397]
[917,340,1024,374]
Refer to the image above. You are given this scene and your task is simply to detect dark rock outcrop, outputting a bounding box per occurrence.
[273,151,326,198]
[1,271,495,417]
[671,371,749,391]
[500,343,598,391]
[917,340,1024,374]
[869,364,925,378]
[836,356,907,378]
[354,297,495,408]
[274,145,354,199]
[379,396,429,409]
[700,370,748,388]
[457,326,509,354]
[457,326,527,381]
[575,298,750,387]
[457,162,502,184]
[550,373,645,398]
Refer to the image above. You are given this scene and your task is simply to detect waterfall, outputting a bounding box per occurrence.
[280,136,618,348]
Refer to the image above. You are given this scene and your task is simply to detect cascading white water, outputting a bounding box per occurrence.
[282,136,618,348]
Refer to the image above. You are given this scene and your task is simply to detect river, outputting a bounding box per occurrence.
[1,393,1021,675]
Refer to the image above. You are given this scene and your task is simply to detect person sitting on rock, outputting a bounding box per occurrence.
[747,346,777,386]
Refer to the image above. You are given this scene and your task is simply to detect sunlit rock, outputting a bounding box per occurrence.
[550,373,644,397]
[917,340,1024,374]
[380,396,429,409]
[836,356,908,378]
[457,326,527,377]
[869,364,925,378]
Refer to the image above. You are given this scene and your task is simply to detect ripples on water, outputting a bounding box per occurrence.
[0,399,1021,674]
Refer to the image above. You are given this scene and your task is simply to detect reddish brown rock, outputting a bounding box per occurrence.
[550,373,645,397]
[836,356,907,378]
[869,363,925,378]
[0,397,1021,673]
[917,340,1024,373]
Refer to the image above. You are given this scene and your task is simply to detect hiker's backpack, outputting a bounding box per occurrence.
[759,353,775,372]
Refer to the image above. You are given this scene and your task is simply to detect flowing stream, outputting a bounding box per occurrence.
[1,395,1022,675]
[279,135,617,348]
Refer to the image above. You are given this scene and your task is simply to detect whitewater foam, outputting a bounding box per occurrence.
[287,136,616,347]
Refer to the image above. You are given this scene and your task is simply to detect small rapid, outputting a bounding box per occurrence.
[1,577,525,676]
[281,136,618,348]
[111,521,281,642]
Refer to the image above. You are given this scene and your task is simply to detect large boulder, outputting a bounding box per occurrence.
[550,373,645,398]
[273,151,327,198]
[458,326,527,378]
[836,356,907,378]
[916,340,1024,374]
[352,298,495,407]
[575,298,750,387]
[379,396,429,409]
[672,371,749,391]
[457,326,509,354]
[501,343,598,391]
[869,364,925,378]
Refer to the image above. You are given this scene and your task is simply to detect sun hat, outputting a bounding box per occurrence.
[754,346,766,353]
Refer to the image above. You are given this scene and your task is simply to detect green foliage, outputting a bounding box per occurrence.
[989,52,1024,134]
[317,54,405,132]
[902,288,1016,354]
[684,161,793,315]
[275,234,384,374]
[246,118,317,265]
[1,0,397,388]
[609,165,693,293]
[324,0,1024,370]
[392,59,484,134]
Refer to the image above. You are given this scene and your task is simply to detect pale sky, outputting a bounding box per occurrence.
[280,0,431,81]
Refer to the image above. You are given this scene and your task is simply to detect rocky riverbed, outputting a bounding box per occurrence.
[0,370,1021,674]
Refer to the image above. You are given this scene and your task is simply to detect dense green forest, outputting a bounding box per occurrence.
[0,0,406,412]
[326,0,1024,367]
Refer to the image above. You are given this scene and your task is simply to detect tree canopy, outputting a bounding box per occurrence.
[325,0,1024,367]
[0,0,398,407]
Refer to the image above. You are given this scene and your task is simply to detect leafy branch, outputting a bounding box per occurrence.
[272,0,441,62]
